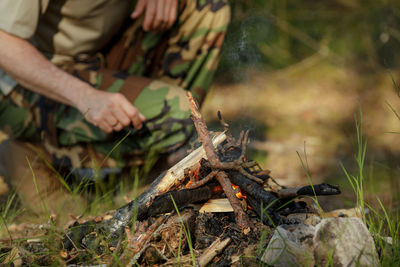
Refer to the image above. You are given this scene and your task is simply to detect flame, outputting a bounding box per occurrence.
[232,184,247,200]
[184,165,202,188]
[185,180,193,188]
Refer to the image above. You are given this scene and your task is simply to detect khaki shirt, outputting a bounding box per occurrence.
[0,0,132,94]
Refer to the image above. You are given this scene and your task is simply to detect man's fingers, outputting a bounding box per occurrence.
[110,107,130,132]
[99,121,113,133]
[102,110,117,126]
[120,99,145,129]
[132,114,144,129]
[162,0,172,31]
[152,0,166,31]
[143,0,156,31]
[138,0,177,32]
[139,113,146,122]
[113,123,123,132]
[111,106,131,127]
[167,0,178,29]
[131,0,146,19]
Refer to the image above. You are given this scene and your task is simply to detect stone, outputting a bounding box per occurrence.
[320,207,363,219]
[261,217,379,267]
[286,213,308,223]
[303,214,322,226]
[286,213,322,226]
[314,217,379,267]
[261,224,315,267]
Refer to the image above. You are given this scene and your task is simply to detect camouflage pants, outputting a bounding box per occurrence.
[0,0,230,170]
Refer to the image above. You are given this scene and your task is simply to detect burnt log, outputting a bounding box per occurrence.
[277,183,341,199]
[143,185,216,218]
[227,170,284,226]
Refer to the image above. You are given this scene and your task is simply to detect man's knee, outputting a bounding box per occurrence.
[133,80,191,120]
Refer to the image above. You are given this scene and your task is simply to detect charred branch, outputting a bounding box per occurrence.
[143,185,216,218]
[228,170,284,226]
[185,170,218,190]
[187,92,253,233]
[215,171,253,233]
[277,183,341,199]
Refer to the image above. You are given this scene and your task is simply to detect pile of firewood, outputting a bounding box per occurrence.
[57,92,340,265]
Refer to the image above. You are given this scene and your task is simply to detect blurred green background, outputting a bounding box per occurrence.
[204,0,400,211]
[218,0,400,76]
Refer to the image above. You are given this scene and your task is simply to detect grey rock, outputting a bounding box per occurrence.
[314,217,379,267]
[286,213,308,223]
[261,224,315,267]
[303,214,322,226]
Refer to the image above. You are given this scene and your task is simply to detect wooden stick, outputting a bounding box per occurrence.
[198,237,231,267]
[187,92,222,169]
[121,216,167,266]
[185,170,218,190]
[187,91,252,233]
[277,183,341,198]
[216,171,252,233]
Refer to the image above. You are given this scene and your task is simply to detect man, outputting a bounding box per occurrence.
[0,0,230,213]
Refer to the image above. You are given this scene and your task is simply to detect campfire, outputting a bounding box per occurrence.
[4,92,341,265]
[57,92,341,265]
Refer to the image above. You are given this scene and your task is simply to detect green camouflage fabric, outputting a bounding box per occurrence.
[0,0,230,171]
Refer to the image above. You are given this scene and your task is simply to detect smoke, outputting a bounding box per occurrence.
[221,13,272,82]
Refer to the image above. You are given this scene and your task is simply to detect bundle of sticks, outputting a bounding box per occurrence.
[63,92,340,256]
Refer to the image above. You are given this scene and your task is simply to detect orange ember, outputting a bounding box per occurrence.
[184,165,202,188]
[212,184,223,194]
[185,180,193,188]
[192,166,201,181]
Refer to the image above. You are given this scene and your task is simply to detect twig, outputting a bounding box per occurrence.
[120,216,167,266]
[187,92,253,234]
[198,237,231,267]
[217,111,234,142]
[237,168,264,184]
[238,130,250,161]
[277,183,341,198]
[185,171,218,190]
[187,92,222,168]
[216,171,253,233]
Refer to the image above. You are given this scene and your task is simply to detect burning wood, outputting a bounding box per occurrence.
[58,92,341,264]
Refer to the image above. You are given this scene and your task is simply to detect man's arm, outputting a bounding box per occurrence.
[0,30,145,133]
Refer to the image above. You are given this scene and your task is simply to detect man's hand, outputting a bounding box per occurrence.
[77,90,146,133]
[131,0,178,32]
